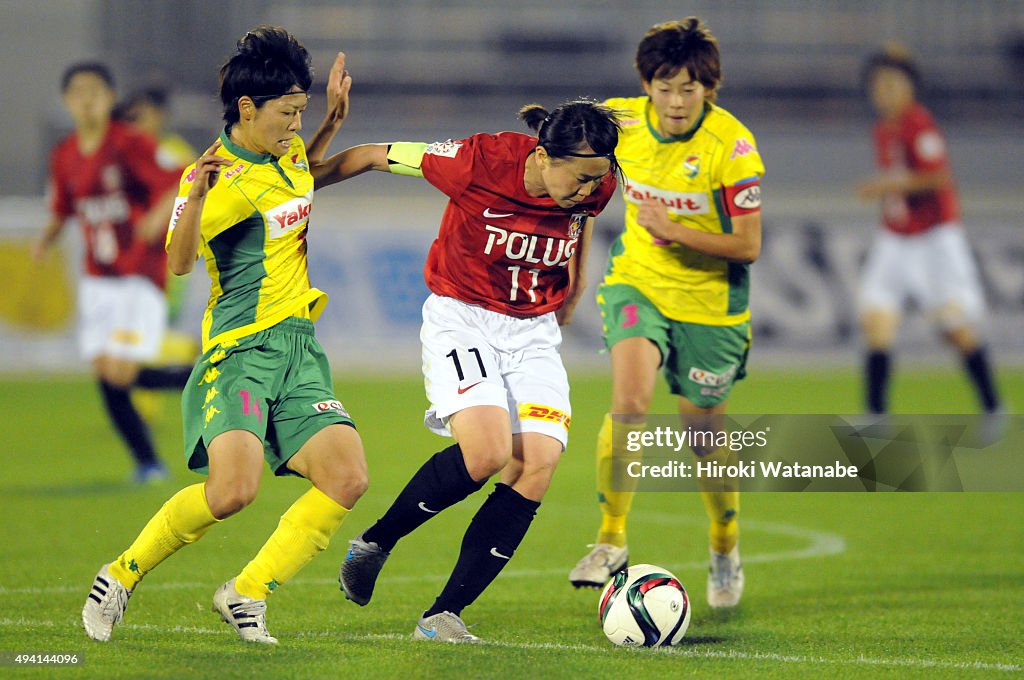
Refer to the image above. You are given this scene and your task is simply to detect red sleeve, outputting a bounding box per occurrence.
[419,135,479,200]
[48,144,73,219]
[120,127,181,206]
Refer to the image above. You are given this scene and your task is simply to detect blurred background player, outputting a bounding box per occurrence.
[318,100,620,642]
[568,18,764,609]
[34,62,192,483]
[82,28,368,645]
[117,86,200,422]
[856,45,1002,416]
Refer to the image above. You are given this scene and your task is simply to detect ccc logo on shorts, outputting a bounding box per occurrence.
[519,403,571,431]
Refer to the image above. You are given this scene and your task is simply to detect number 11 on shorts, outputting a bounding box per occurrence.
[446,348,487,381]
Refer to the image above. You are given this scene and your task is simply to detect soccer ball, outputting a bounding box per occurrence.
[598,564,690,647]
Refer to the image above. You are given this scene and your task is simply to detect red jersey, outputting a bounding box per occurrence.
[873,102,959,235]
[49,121,181,288]
[419,132,617,317]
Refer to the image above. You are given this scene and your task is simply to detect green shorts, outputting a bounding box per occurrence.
[597,283,751,408]
[181,317,355,477]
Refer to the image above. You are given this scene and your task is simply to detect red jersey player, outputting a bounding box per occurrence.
[316,99,620,642]
[856,46,1001,416]
[34,62,187,482]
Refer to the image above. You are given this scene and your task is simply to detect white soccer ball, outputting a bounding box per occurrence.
[598,563,691,647]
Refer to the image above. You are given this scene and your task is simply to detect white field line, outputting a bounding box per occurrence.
[0,513,845,595]
[0,618,1018,673]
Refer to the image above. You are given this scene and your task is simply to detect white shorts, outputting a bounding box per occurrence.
[420,294,572,449]
[78,275,167,362]
[858,223,985,328]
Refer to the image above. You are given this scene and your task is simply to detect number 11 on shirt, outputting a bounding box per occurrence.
[507,265,540,302]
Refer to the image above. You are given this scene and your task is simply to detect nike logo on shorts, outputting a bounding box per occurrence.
[489,547,511,560]
[457,381,483,395]
[418,502,440,514]
[483,208,514,218]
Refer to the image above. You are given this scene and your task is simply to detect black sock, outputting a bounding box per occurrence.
[425,483,540,618]
[135,365,193,390]
[98,381,159,466]
[963,347,1000,413]
[865,350,891,414]
[363,444,485,552]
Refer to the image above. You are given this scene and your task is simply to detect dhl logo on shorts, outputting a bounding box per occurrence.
[518,403,571,430]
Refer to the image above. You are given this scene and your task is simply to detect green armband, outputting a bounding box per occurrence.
[386,142,428,178]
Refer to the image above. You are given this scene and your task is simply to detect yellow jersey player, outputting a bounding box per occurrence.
[569,18,764,610]
[82,27,368,645]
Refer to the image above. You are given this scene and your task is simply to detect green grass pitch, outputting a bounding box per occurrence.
[2,368,1022,679]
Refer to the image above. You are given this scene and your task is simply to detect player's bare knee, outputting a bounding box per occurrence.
[614,393,652,417]
[462,446,511,481]
[206,484,258,519]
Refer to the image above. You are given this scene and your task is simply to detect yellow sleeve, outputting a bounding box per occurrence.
[718,125,765,186]
[164,164,256,251]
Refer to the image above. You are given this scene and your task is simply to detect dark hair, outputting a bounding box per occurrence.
[125,86,169,110]
[635,18,721,100]
[862,44,921,93]
[61,62,114,93]
[518,99,620,171]
[219,26,313,126]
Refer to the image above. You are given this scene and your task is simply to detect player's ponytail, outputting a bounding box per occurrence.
[519,99,620,173]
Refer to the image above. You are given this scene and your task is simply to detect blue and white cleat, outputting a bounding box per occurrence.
[413,611,481,643]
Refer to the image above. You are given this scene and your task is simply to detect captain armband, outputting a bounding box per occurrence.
[386,142,427,178]
[722,178,762,216]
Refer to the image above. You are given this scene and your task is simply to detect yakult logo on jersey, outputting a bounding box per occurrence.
[266,191,313,239]
[483,225,577,267]
[167,196,189,233]
[622,178,708,215]
[425,140,463,158]
[688,364,737,387]
[730,138,756,159]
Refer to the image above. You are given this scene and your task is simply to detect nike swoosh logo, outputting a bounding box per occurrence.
[417,625,438,638]
[483,208,514,218]
[489,547,511,560]
[457,381,483,395]
[417,502,439,514]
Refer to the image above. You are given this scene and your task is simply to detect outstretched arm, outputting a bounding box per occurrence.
[312,143,391,190]
[306,52,352,164]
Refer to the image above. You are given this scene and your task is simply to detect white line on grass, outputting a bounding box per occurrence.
[0,513,845,595]
[0,618,1018,673]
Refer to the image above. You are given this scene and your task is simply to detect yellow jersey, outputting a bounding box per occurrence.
[602,97,764,325]
[167,130,327,352]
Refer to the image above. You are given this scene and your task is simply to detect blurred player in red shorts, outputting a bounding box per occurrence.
[34,62,190,483]
[857,46,1002,416]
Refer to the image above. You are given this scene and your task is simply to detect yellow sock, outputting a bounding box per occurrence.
[696,446,740,554]
[234,487,350,600]
[596,414,645,548]
[109,483,219,590]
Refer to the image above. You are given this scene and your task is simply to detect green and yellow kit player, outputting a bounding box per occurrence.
[570,18,764,609]
[82,27,368,644]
